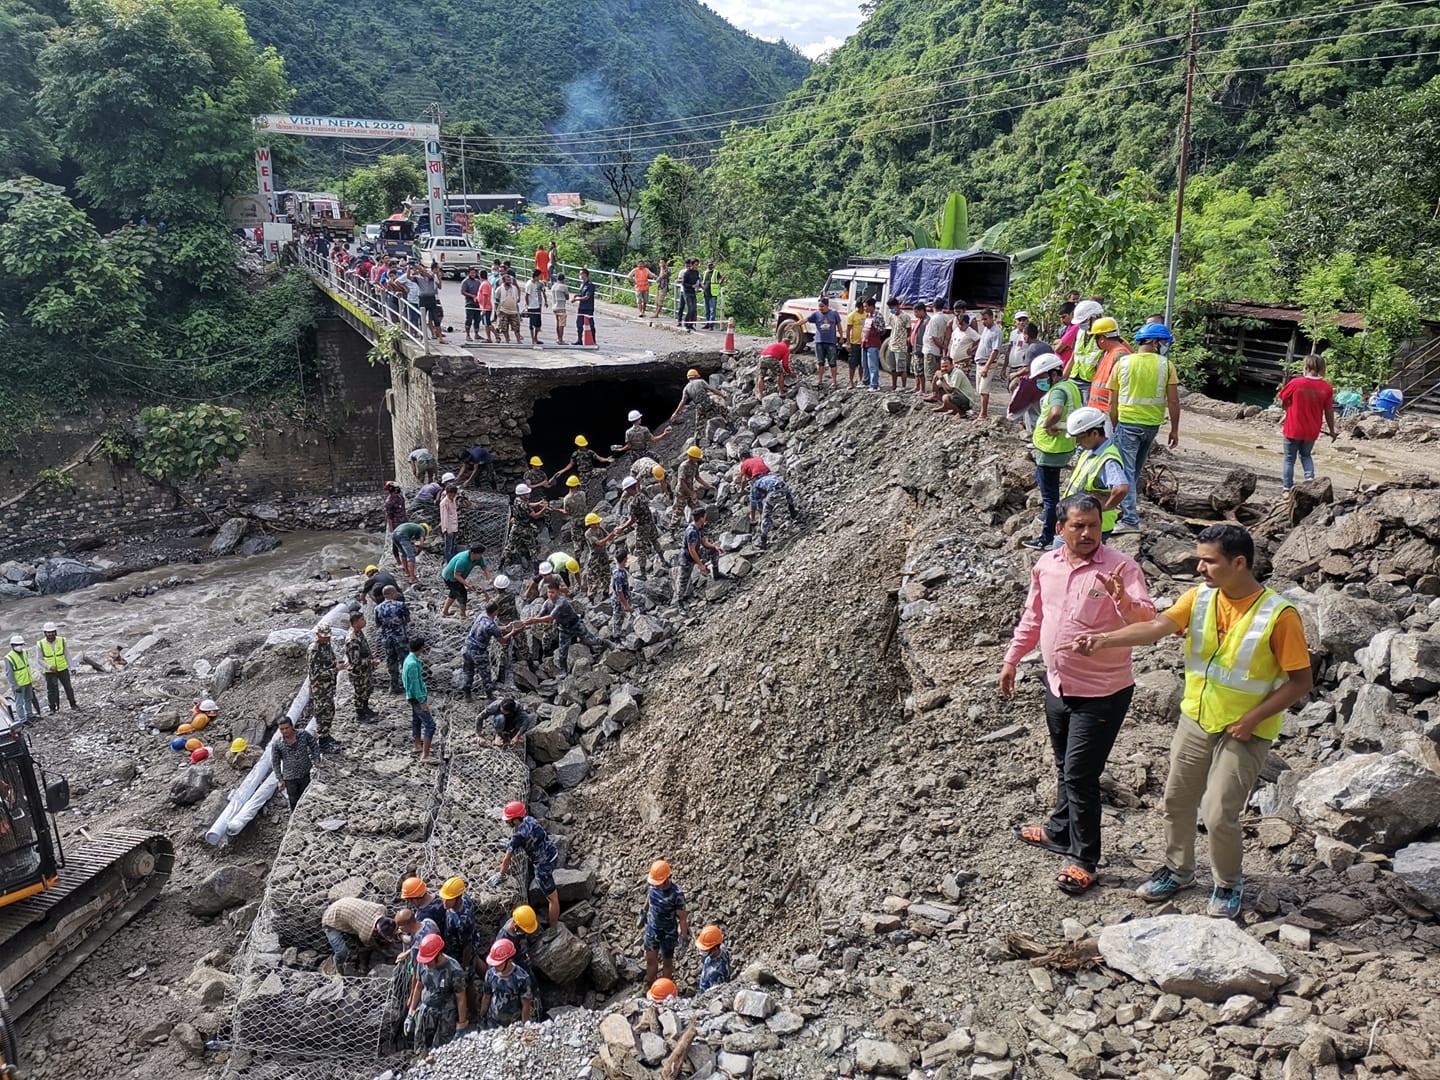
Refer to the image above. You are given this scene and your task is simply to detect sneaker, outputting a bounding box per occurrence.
[1111,521,1139,534]
[1208,880,1244,919]
[1135,865,1196,902]
[1020,537,1047,550]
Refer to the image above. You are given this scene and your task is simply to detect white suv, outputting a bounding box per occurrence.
[773,265,890,350]
[416,235,484,278]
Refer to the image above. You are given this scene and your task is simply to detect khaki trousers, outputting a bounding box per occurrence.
[1162,714,1271,888]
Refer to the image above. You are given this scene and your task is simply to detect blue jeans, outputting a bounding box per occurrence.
[1036,464,1062,543]
[704,295,717,327]
[1115,423,1160,528]
[1282,437,1315,489]
[862,347,881,388]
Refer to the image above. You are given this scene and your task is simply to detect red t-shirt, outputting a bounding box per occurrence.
[535,249,550,275]
[739,458,770,480]
[1278,376,1334,440]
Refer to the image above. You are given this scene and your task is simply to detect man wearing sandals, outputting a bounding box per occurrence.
[1068,523,1312,918]
[1000,494,1155,895]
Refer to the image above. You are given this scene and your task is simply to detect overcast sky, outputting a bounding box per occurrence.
[707,0,864,59]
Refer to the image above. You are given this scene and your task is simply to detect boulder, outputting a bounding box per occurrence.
[589,938,618,991]
[553,746,590,789]
[188,864,262,916]
[969,464,1008,512]
[237,535,280,557]
[169,765,216,806]
[718,554,752,579]
[854,1039,913,1075]
[1355,628,1400,685]
[552,866,596,903]
[33,557,103,595]
[630,614,672,647]
[209,517,250,556]
[1293,744,1440,848]
[0,560,33,583]
[1342,684,1399,751]
[1147,536,1197,577]
[1325,513,1383,552]
[527,720,573,765]
[1210,467,1257,512]
[531,924,591,982]
[607,688,640,726]
[0,583,33,600]
[1317,591,1395,661]
[1364,488,1440,541]
[211,656,241,695]
[1271,516,1332,580]
[1393,841,1440,909]
[733,989,774,1019]
[1388,633,1440,695]
[1098,915,1286,1000]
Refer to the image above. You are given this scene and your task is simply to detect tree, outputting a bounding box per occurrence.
[443,120,516,194]
[597,149,641,250]
[344,154,425,224]
[39,0,289,221]
[0,0,58,176]
[639,154,702,258]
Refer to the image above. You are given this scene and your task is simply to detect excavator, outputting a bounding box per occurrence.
[0,720,173,1078]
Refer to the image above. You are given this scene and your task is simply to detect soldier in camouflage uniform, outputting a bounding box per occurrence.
[667,369,730,444]
[307,624,342,752]
[345,610,379,722]
[522,457,552,495]
[500,483,545,568]
[616,476,665,575]
[613,409,660,459]
[491,575,521,687]
[559,475,587,549]
[581,513,617,599]
[553,435,613,491]
[675,446,715,525]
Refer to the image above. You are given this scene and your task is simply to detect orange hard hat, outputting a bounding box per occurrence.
[400,876,427,900]
[647,978,678,1002]
[695,925,723,951]
[502,801,527,822]
[647,859,672,886]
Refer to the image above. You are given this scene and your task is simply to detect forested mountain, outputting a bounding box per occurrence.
[233,0,810,129]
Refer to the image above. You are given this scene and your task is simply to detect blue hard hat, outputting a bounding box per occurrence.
[1134,322,1174,343]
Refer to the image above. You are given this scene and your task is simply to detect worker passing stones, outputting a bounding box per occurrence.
[495,801,561,929]
[641,859,691,985]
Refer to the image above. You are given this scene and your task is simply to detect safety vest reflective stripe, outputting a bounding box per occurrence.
[1063,443,1125,531]
[40,637,68,672]
[1069,330,1100,381]
[1032,380,1082,456]
[5,650,33,687]
[1117,354,1169,427]
[1182,587,1292,697]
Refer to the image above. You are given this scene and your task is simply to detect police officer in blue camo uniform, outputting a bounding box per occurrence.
[438,877,479,973]
[642,859,690,984]
[694,924,732,993]
[495,904,542,974]
[461,602,504,700]
[676,506,725,603]
[373,586,411,694]
[479,938,533,1028]
[497,802,561,929]
[479,697,530,747]
[750,474,798,549]
[611,549,634,637]
[520,580,616,669]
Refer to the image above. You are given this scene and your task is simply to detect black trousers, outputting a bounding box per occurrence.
[1042,683,1133,871]
[284,774,311,810]
[45,670,77,711]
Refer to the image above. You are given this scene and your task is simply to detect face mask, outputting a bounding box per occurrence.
[1037,379,1051,390]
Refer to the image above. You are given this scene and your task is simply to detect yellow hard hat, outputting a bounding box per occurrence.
[230,737,248,754]
[177,722,194,735]
[686,368,700,379]
[1089,316,1120,337]
[686,446,703,460]
[420,523,432,535]
[584,512,602,526]
[184,737,203,751]
[529,456,543,467]
[512,905,539,934]
[365,565,380,576]
[566,475,581,488]
[439,876,467,901]
[565,557,580,573]
[574,435,589,448]
[651,466,666,480]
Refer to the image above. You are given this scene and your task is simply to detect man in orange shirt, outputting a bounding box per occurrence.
[1069,524,1312,918]
[630,261,651,316]
[535,245,550,284]
[1085,317,1130,423]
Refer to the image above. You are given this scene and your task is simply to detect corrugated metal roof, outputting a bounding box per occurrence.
[1212,302,1366,330]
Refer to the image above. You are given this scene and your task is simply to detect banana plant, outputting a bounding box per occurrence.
[903,192,1047,263]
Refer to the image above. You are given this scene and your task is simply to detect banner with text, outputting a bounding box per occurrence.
[254,115,441,141]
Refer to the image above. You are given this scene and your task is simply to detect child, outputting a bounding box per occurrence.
[1276,354,1337,491]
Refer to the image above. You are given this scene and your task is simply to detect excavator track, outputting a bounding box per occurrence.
[0,829,174,1021]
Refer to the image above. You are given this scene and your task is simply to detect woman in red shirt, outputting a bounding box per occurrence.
[1276,354,1338,491]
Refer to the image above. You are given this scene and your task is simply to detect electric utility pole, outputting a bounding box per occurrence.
[1164,9,1199,329]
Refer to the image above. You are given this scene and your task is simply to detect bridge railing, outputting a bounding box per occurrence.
[295,245,427,347]
[473,244,636,308]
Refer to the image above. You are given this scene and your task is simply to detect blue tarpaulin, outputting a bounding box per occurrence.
[887,248,1011,308]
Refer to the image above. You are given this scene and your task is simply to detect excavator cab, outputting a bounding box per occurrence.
[0,728,66,909]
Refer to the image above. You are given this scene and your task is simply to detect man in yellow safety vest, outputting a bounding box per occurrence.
[1067,524,1313,918]
[5,634,37,724]
[1023,353,1082,551]
[1060,407,1129,539]
[1106,322,1180,531]
[39,621,78,713]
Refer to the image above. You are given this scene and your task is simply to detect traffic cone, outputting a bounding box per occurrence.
[723,317,736,356]
[583,318,596,346]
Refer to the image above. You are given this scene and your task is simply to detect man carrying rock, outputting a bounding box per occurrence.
[38,623,77,713]
[405,933,469,1050]
[1000,494,1156,895]
[344,610,379,723]
[676,506,724,604]
[374,585,411,694]
[404,635,437,764]
[675,445,715,525]
[496,800,561,929]
[270,716,320,810]
[308,625,343,753]
[750,473,798,550]
[479,938,534,1029]
[669,368,729,445]
[321,897,397,975]
[1069,523,1313,917]
[461,602,505,701]
[616,476,665,575]
[642,859,691,985]
[520,580,616,671]
[615,408,661,458]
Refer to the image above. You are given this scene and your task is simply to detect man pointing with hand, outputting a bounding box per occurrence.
[1001,494,1155,895]
[1067,523,1312,918]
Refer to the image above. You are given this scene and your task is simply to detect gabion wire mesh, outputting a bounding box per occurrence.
[221,1055,382,1080]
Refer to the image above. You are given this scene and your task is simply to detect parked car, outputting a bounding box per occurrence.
[416,234,484,278]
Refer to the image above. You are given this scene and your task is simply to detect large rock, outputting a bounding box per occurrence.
[169,765,215,806]
[1147,536,1197,576]
[553,746,590,789]
[528,719,573,765]
[589,939,618,991]
[531,923,591,982]
[854,1039,913,1076]
[1342,684,1399,751]
[1271,516,1331,580]
[33,557,103,595]
[1293,744,1440,848]
[1393,842,1440,909]
[1325,513,1383,552]
[1355,627,1400,684]
[1317,591,1394,661]
[188,864,262,916]
[1097,915,1286,1001]
[607,688,640,726]
[0,583,33,600]
[553,866,596,903]
[1387,633,1440,695]
[1364,488,1440,541]
[209,517,250,556]
[211,656,241,695]
[0,560,33,583]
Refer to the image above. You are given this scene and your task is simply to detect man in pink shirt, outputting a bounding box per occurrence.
[999,493,1155,894]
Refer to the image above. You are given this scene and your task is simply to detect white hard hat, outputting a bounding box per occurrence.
[42,622,58,633]
[621,476,637,489]
[538,561,553,575]
[1029,353,1064,379]
[440,471,456,483]
[493,574,511,589]
[1014,311,1030,320]
[199,698,219,712]
[515,483,531,496]
[9,635,24,646]
[1072,300,1104,324]
[627,409,643,422]
[1065,406,1108,437]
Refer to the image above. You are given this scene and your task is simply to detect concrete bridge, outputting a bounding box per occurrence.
[294,247,738,481]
